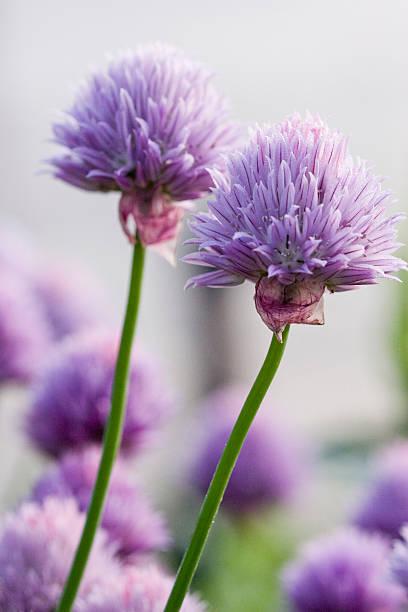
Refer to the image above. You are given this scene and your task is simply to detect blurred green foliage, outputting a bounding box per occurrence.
[199,512,296,612]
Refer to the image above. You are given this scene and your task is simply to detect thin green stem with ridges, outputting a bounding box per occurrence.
[56,238,145,612]
[164,326,289,611]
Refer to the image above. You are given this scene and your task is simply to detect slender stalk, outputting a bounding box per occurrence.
[56,239,145,612]
[164,326,289,611]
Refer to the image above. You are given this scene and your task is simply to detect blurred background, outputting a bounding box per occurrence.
[1,1,408,610]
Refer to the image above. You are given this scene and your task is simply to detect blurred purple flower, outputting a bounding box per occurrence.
[25,330,172,457]
[185,113,406,340]
[0,497,120,612]
[32,262,107,341]
[79,564,206,612]
[0,269,50,385]
[50,43,239,260]
[191,386,308,514]
[282,528,405,612]
[32,445,170,559]
[353,440,408,540]
[0,224,107,342]
[390,526,408,592]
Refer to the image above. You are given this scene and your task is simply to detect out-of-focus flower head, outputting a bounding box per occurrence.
[0,497,120,612]
[78,564,206,612]
[32,445,170,559]
[191,385,308,514]
[32,262,107,341]
[0,268,50,385]
[390,525,408,592]
[25,329,172,457]
[282,528,405,612]
[0,224,107,343]
[49,43,240,262]
[185,113,406,340]
[353,439,408,540]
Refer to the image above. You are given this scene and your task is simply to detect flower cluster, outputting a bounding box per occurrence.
[32,262,106,341]
[390,527,408,592]
[0,497,204,611]
[2,36,406,612]
[0,269,50,384]
[78,565,206,612]
[191,385,308,513]
[25,330,172,456]
[0,497,121,612]
[185,113,406,339]
[353,440,408,540]
[282,528,405,612]
[32,446,170,559]
[0,226,106,386]
[50,43,239,259]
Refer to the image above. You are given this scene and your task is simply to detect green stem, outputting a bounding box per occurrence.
[164,327,289,611]
[56,239,145,612]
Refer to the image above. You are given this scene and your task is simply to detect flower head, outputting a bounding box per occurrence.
[0,497,120,612]
[390,526,408,591]
[32,262,106,341]
[50,43,239,260]
[79,564,206,612]
[25,330,172,457]
[282,528,405,612]
[32,445,170,559]
[185,113,406,339]
[353,440,408,540]
[0,269,50,385]
[191,386,307,513]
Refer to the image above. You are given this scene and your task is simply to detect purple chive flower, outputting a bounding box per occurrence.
[32,445,170,559]
[390,526,408,592]
[191,386,307,513]
[79,564,206,612]
[32,262,106,341]
[282,528,405,612]
[25,330,172,457]
[185,113,406,340]
[50,43,239,261]
[0,497,121,612]
[0,269,50,385]
[0,225,106,342]
[353,440,408,540]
